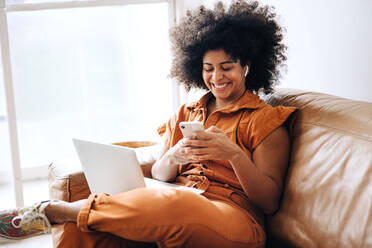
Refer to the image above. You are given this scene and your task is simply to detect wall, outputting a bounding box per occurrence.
[176,0,372,102]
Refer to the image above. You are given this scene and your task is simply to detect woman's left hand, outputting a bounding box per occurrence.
[182,126,242,162]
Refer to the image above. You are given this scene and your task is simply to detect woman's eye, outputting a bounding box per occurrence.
[204,68,213,72]
[222,67,232,71]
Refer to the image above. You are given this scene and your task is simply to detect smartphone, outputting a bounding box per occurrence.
[179,121,205,138]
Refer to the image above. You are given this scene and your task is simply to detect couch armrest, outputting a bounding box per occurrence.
[48,141,158,202]
[48,159,91,202]
[48,160,155,202]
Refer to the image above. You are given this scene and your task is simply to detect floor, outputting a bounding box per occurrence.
[1,234,52,248]
[0,179,54,247]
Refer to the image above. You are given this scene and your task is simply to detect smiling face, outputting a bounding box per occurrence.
[202,49,247,107]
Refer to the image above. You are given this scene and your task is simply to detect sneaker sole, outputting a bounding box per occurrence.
[0,232,46,244]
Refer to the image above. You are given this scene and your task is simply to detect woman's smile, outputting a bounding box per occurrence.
[212,82,231,89]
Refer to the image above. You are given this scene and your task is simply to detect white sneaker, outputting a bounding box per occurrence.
[0,201,52,243]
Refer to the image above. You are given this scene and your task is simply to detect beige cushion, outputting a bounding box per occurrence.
[266,88,372,248]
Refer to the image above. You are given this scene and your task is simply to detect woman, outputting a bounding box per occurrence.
[0,1,296,247]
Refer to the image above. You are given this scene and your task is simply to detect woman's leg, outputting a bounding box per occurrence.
[45,200,157,248]
[55,222,157,248]
[45,199,86,224]
[1,188,264,247]
[65,188,265,248]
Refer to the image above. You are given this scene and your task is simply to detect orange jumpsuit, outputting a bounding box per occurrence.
[56,90,296,248]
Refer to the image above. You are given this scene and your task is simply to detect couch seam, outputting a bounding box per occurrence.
[297,121,372,142]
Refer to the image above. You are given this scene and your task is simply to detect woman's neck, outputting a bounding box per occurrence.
[213,89,246,111]
[207,93,243,118]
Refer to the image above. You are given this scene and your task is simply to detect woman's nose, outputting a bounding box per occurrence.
[212,69,223,81]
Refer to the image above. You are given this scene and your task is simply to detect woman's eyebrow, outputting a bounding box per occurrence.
[203,60,234,65]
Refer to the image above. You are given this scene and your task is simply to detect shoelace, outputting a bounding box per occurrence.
[11,205,51,234]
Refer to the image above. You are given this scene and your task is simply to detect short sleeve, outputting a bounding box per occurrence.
[157,104,189,150]
[157,113,177,150]
[247,105,297,151]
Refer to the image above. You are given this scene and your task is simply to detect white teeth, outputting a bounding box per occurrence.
[214,83,229,89]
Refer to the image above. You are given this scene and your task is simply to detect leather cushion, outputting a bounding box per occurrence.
[266,88,372,248]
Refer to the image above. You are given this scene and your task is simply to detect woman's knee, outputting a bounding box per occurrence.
[133,188,208,217]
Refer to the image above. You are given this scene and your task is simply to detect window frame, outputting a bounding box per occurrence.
[0,0,178,207]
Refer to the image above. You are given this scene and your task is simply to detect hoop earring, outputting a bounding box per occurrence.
[244,66,249,77]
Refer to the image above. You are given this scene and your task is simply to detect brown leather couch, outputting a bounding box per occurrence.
[48,88,372,247]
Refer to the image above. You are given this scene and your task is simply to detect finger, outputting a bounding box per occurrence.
[180,147,210,158]
[205,126,224,133]
[191,154,213,161]
[180,137,194,147]
[189,147,215,156]
[180,146,194,155]
[182,139,209,148]
[192,131,213,140]
[182,154,200,163]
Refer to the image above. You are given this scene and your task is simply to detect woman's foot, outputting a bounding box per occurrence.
[0,201,53,243]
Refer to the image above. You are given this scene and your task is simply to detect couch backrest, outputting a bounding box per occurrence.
[266,88,372,248]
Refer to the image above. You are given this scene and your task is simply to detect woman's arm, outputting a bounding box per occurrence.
[183,126,290,214]
[151,144,177,182]
[230,126,290,214]
[151,139,199,182]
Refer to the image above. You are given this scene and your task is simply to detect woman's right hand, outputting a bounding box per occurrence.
[165,137,199,165]
[151,137,199,182]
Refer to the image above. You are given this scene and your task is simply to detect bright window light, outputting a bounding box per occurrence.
[6,2,173,168]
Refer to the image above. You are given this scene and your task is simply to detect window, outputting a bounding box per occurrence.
[1,0,175,207]
[0,56,16,209]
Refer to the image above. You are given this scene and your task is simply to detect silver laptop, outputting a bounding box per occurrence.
[72,138,203,195]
